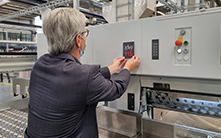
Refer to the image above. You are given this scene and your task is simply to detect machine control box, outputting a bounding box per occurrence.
[174,28,192,65]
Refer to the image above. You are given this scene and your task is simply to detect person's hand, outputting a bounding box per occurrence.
[123,55,140,72]
[108,57,127,75]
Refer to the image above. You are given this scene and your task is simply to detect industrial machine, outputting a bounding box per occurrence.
[80,7,221,138]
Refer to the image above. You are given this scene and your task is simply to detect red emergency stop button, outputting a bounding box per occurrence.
[175,40,182,46]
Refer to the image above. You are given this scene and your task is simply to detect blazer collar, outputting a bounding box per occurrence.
[49,53,82,65]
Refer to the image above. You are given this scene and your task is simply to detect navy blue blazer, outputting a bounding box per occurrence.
[25,53,131,138]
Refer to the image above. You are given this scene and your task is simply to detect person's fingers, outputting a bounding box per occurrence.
[115,57,125,62]
[120,59,127,66]
[134,55,139,61]
[122,59,127,66]
[118,57,125,61]
[118,59,127,71]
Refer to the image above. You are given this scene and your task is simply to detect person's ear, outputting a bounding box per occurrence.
[75,34,81,48]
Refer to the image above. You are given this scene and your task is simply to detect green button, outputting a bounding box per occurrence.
[184,41,188,46]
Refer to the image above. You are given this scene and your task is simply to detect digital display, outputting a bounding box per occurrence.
[123,42,134,58]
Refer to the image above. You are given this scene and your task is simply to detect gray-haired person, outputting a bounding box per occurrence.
[25,8,140,138]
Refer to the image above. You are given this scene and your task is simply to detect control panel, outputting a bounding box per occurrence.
[152,39,159,60]
[174,28,191,65]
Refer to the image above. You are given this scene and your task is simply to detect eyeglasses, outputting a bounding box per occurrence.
[82,29,89,37]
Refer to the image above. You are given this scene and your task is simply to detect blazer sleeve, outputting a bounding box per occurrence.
[99,67,111,79]
[86,65,131,104]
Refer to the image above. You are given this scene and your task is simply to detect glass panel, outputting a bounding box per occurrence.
[0,32,6,40]
[0,43,6,52]
[21,34,31,41]
[8,32,20,41]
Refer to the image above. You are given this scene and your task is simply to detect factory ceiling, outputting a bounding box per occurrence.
[0,0,47,20]
[0,0,105,27]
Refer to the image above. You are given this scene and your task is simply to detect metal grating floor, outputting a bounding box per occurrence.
[0,79,21,103]
[0,108,27,138]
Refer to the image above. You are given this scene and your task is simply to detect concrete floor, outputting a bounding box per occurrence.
[0,77,20,103]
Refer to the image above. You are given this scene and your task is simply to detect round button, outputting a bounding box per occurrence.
[175,40,182,46]
[177,49,182,54]
[184,41,188,46]
[184,56,189,61]
[177,56,182,61]
[183,49,189,54]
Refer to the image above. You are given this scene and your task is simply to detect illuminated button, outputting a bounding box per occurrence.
[177,49,182,54]
[175,40,182,46]
[184,41,188,46]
